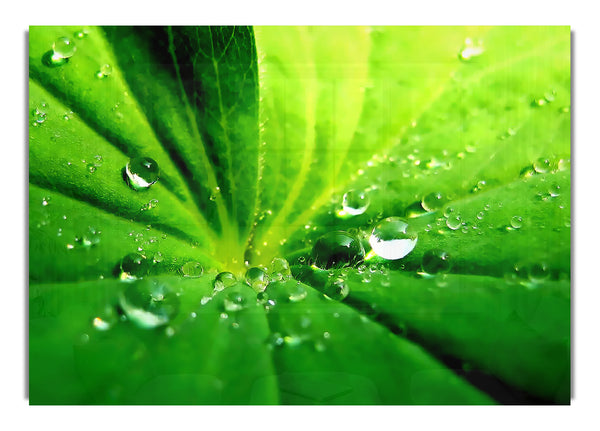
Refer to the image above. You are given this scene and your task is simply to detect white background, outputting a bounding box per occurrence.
[1,1,597,429]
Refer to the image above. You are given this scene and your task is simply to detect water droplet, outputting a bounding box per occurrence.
[421,249,452,275]
[96,63,113,78]
[528,263,550,284]
[288,283,307,302]
[324,276,349,301]
[41,196,51,206]
[458,38,484,61]
[311,231,365,269]
[52,37,76,59]
[213,272,236,291]
[533,157,554,174]
[32,103,49,124]
[341,189,370,216]
[124,157,160,190]
[245,267,269,292]
[446,215,462,230]
[181,261,203,277]
[119,279,180,329]
[510,216,523,229]
[269,257,291,281]
[92,316,111,331]
[421,192,447,212]
[443,205,456,218]
[87,163,97,173]
[476,211,485,220]
[549,184,561,197]
[404,201,429,218]
[73,29,88,39]
[267,332,285,348]
[223,292,247,312]
[119,252,150,280]
[369,217,418,260]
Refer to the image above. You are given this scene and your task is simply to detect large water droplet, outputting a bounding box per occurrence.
[341,189,370,216]
[269,257,291,281]
[213,271,236,291]
[368,217,418,260]
[52,37,76,59]
[421,192,447,212]
[223,291,247,312]
[324,276,349,301]
[421,249,452,275]
[125,157,160,190]
[181,261,203,277]
[245,267,269,292]
[119,252,151,280]
[311,231,365,269]
[119,279,180,329]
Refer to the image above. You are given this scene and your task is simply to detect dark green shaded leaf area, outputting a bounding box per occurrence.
[29,25,570,405]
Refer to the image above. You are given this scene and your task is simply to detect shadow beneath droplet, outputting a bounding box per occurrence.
[41,50,68,68]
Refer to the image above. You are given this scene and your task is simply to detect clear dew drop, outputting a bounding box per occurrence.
[245,267,269,292]
[341,189,370,216]
[119,252,151,280]
[125,157,160,190]
[223,292,247,312]
[269,257,291,281]
[510,216,523,229]
[96,63,113,78]
[446,215,462,230]
[421,192,447,212]
[324,276,349,301]
[52,37,76,59]
[533,157,554,174]
[421,249,452,275]
[311,231,365,269]
[73,29,88,39]
[213,272,237,291]
[369,217,418,260]
[458,38,484,61]
[92,317,111,331]
[528,263,550,284]
[288,283,307,303]
[181,261,203,278]
[119,279,180,329]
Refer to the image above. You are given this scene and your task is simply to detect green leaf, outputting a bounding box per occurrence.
[29,25,571,405]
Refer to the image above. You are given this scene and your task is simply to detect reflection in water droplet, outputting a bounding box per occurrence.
[421,249,452,275]
[288,283,307,302]
[245,267,269,292]
[311,231,365,269]
[181,261,203,277]
[341,189,370,216]
[369,217,418,260]
[269,257,291,281]
[510,216,523,229]
[213,272,236,291]
[52,37,76,59]
[119,252,150,280]
[125,157,160,190]
[119,278,180,329]
[324,276,349,301]
[421,192,447,212]
[223,292,247,312]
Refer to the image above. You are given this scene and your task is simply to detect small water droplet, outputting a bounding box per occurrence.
[458,38,484,61]
[181,261,203,278]
[73,29,88,39]
[267,332,285,348]
[124,157,160,190]
[533,157,554,174]
[341,189,370,216]
[311,231,365,269]
[443,205,456,218]
[288,283,307,302]
[119,278,180,329]
[32,103,48,124]
[245,267,269,292]
[92,316,111,331]
[528,263,550,284]
[445,214,462,230]
[223,292,247,312]
[421,249,452,275]
[510,216,523,229]
[369,217,417,260]
[476,211,485,220]
[52,37,76,59]
[96,63,113,78]
[119,252,151,280]
[41,196,51,206]
[213,272,237,291]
